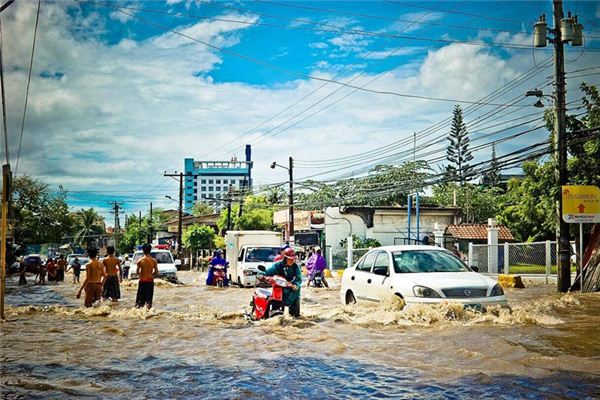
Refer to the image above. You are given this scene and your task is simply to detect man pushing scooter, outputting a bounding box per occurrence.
[258,247,302,318]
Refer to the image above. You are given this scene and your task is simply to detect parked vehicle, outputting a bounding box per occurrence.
[246,267,292,320]
[226,231,283,288]
[69,256,89,271]
[23,255,43,273]
[129,248,179,281]
[340,246,507,309]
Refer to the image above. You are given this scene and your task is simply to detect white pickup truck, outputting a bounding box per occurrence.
[129,248,179,281]
[226,231,283,287]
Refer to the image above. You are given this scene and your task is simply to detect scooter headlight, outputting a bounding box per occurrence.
[413,285,441,298]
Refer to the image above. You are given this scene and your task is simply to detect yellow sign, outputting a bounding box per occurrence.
[562,185,600,223]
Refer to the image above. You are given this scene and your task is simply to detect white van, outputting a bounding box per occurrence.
[226,231,283,287]
[129,249,179,281]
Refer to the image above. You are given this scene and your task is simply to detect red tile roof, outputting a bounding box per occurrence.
[445,224,515,241]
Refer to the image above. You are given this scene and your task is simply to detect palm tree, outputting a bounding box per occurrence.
[74,208,104,246]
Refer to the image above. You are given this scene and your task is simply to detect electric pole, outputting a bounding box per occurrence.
[148,202,153,244]
[163,171,184,257]
[138,210,142,245]
[289,156,294,244]
[532,1,583,292]
[109,201,124,248]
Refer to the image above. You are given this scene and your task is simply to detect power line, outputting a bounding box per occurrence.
[15,0,42,176]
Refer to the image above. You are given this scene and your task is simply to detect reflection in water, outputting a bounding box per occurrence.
[1,273,599,399]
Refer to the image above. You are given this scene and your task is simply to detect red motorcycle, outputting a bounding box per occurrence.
[213,265,226,288]
[247,273,292,320]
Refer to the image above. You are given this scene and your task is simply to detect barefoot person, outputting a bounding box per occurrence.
[57,255,67,282]
[77,248,106,307]
[102,246,121,302]
[67,257,81,283]
[135,243,158,309]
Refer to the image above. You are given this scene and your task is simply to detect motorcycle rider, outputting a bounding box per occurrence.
[260,248,302,318]
[305,247,329,288]
[206,249,228,286]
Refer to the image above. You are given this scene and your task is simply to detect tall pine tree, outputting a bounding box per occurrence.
[483,142,501,187]
[446,105,473,185]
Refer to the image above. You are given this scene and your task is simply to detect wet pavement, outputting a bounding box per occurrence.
[1,271,599,399]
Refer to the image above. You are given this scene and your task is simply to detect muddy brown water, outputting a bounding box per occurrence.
[1,271,599,399]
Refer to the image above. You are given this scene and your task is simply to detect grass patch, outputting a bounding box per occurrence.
[508,264,577,274]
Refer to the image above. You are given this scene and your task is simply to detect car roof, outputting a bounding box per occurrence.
[364,245,450,252]
[133,249,171,253]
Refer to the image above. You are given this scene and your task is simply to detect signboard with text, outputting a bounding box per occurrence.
[562,185,600,223]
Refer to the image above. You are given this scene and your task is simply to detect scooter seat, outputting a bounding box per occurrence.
[254,288,272,299]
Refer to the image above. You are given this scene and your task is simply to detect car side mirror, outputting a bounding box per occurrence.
[175,259,181,266]
[257,265,266,272]
[471,266,479,272]
[238,255,243,262]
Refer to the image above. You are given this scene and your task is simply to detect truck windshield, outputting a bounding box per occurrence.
[245,247,280,263]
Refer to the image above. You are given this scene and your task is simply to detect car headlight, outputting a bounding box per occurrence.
[243,270,255,276]
[490,284,504,297]
[412,285,441,298]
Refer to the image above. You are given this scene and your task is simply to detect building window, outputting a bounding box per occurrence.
[201,179,206,184]
[216,179,221,184]
[222,179,228,184]
[194,195,197,201]
[201,194,206,199]
[201,186,206,192]
[208,179,214,184]
[208,187,214,192]
[194,181,197,186]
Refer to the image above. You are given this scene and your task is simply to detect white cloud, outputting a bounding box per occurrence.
[359,47,425,60]
[386,11,445,34]
[309,42,328,49]
[109,10,134,24]
[4,0,598,221]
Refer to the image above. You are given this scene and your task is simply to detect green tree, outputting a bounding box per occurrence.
[11,176,75,250]
[182,224,217,251]
[433,183,503,224]
[73,208,105,246]
[482,143,501,187]
[446,105,474,185]
[217,195,276,233]
[192,202,215,217]
[117,213,162,254]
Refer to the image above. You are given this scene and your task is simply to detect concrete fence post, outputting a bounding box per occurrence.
[504,242,509,274]
[347,236,353,269]
[545,240,551,284]
[328,248,333,271]
[468,242,474,269]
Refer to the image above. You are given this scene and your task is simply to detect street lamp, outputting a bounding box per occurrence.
[271,158,294,243]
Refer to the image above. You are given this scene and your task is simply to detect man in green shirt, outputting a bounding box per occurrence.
[262,247,302,318]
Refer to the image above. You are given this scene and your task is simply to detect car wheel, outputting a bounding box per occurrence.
[345,290,357,305]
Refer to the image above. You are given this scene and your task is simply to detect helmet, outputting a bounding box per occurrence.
[282,248,296,260]
[280,244,290,251]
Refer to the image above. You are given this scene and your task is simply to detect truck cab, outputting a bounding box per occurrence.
[226,231,283,287]
[129,247,179,281]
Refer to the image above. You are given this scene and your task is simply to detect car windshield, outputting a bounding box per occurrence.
[25,256,42,264]
[70,257,88,265]
[245,247,280,262]
[392,250,470,273]
[132,252,174,264]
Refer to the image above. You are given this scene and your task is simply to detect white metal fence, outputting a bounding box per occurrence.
[468,240,566,281]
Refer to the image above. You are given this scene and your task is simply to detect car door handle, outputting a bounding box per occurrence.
[351,276,355,281]
[367,279,372,284]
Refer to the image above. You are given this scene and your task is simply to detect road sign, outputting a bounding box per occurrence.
[562,185,600,223]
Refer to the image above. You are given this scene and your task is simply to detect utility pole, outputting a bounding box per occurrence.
[138,210,142,245]
[532,2,583,292]
[226,190,232,232]
[148,202,153,244]
[553,0,571,293]
[163,172,184,257]
[108,201,124,248]
[288,156,294,244]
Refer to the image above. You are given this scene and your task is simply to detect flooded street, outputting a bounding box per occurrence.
[2,271,600,399]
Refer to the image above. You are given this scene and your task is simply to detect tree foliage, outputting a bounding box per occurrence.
[11,176,75,251]
[482,143,501,187]
[117,213,161,254]
[73,208,105,246]
[446,105,474,185]
[216,195,276,233]
[433,183,503,224]
[182,224,217,251]
[192,202,215,217]
[339,235,381,249]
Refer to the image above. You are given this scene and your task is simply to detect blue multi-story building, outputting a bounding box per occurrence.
[184,145,253,212]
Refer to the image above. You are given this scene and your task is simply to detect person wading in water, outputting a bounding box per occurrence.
[77,248,106,307]
[102,246,122,302]
[135,243,158,309]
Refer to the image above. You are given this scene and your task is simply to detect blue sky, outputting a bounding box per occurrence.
[2,0,600,224]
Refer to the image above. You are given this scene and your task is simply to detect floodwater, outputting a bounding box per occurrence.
[1,271,599,399]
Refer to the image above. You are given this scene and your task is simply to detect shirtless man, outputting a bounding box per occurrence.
[135,243,159,309]
[102,246,121,302]
[77,248,106,307]
[57,255,68,282]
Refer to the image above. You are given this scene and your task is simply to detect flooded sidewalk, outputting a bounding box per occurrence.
[1,271,599,399]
